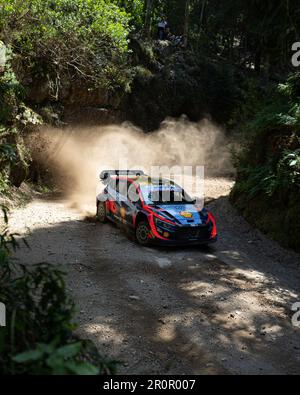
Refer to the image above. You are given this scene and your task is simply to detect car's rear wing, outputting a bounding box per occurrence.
[99,170,144,183]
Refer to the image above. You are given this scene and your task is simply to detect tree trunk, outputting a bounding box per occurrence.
[254,34,263,74]
[198,0,206,35]
[144,0,153,38]
[254,48,261,74]
[183,0,191,47]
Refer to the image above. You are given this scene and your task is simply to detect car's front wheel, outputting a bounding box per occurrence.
[97,201,107,223]
[135,221,151,246]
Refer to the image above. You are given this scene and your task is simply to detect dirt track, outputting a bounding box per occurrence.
[10,177,300,374]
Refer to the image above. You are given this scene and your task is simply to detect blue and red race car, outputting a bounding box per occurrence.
[96,170,217,246]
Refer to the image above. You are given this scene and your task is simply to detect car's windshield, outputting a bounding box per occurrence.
[140,183,194,205]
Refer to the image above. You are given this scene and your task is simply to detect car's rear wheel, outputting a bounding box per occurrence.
[97,201,107,223]
[135,221,151,246]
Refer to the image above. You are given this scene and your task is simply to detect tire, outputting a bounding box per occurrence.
[97,201,107,223]
[135,220,151,246]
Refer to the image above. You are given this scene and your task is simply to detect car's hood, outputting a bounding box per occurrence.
[154,204,205,226]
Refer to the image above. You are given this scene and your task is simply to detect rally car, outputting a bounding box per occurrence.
[96,170,217,246]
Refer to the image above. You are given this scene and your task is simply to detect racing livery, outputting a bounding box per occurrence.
[96,170,217,246]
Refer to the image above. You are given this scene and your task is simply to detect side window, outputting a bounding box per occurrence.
[107,178,118,200]
[108,177,117,190]
[128,182,141,204]
[118,180,128,198]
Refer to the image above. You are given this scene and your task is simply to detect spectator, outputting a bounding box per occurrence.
[158,17,168,40]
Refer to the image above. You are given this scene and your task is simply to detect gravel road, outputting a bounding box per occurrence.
[10,177,300,374]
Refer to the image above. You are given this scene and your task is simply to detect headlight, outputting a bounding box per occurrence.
[154,217,176,231]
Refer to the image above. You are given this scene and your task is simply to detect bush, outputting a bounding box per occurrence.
[0,43,42,194]
[0,205,117,374]
[0,0,132,94]
[231,72,300,251]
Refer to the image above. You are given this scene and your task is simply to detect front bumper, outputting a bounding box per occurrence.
[148,213,218,246]
[151,234,218,246]
[150,222,217,246]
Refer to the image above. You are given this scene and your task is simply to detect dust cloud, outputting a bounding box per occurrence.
[33,117,234,213]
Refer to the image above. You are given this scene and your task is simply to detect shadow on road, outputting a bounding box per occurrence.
[12,194,300,374]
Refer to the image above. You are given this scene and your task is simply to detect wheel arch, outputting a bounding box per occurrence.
[96,196,105,211]
[96,193,107,204]
[135,211,149,227]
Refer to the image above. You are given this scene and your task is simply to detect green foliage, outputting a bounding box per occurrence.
[0,0,130,51]
[277,148,300,188]
[231,72,300,251]
[115,0,145,30]
[247,96,300,134]
[0,0,132,93]
[133,65,154,82]
[12,341,100,375]
[279,72,300,100]
[0,207,117,375]
[235,148,300,200]
[0,46,25,125]
[0,205,19,264]
[0,143,17,162]
[233,73,300,198]
[0,44,42,194]
[0,172,10,194]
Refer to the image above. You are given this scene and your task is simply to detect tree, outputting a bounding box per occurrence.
[144,0,153,38]
[198,0,206,35]
[183,0,190,47]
